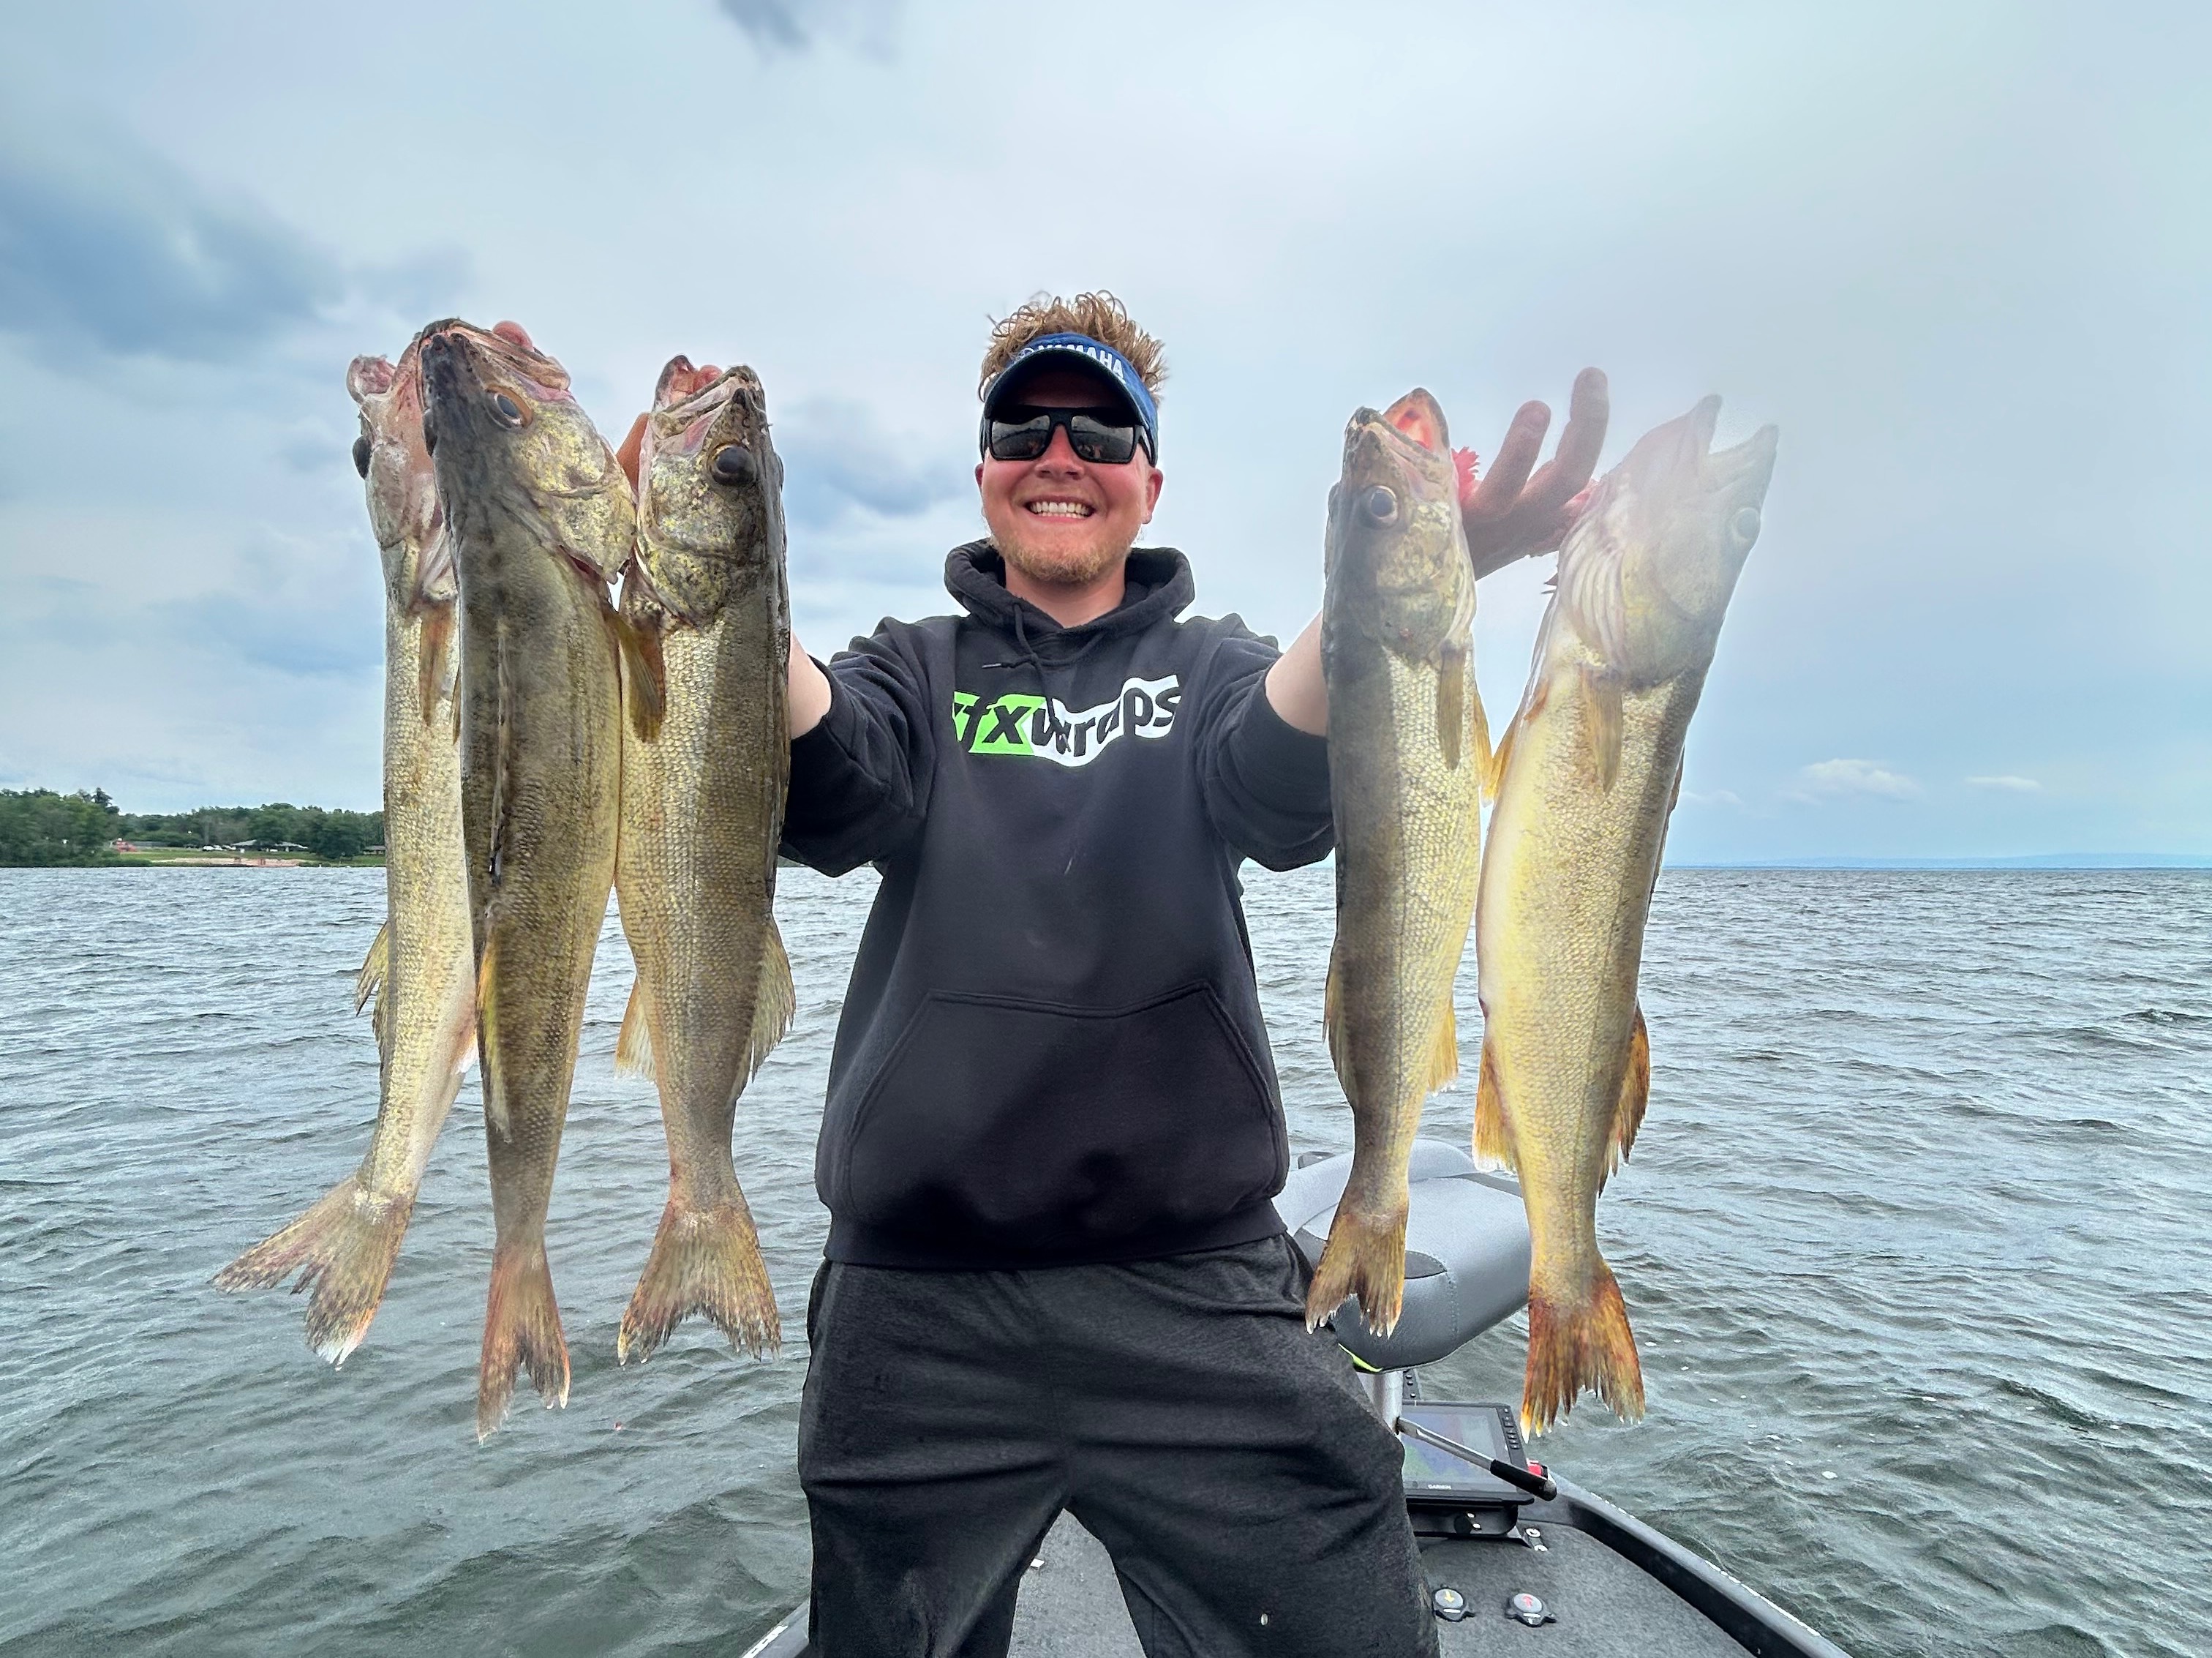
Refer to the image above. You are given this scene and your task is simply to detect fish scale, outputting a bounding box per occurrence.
[1306,389,1488,1336]
[212,333,475,1365]
[420,320,632,1441]
[610,356,791,1366]
[1475,395,1778,1433]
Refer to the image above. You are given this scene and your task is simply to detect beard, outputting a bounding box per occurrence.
[993,518,1132,589]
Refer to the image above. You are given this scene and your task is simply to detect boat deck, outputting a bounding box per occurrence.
[741,1484,1839,1657]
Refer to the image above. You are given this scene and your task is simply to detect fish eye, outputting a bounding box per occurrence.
[710,443,757,486]
[352,435,372,479]
[1730,506,1761,544]
[1360,485,1398,525]
[489,390,527,427]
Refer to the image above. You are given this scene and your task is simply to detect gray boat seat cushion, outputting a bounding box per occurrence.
[1272,1140,1532,1371]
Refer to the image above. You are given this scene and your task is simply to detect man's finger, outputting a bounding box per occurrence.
[614,412,647,491]
[1524,367,1609,511]
[1466,400,1549,522]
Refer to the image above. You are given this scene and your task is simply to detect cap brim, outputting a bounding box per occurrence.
[984,350,1141,422]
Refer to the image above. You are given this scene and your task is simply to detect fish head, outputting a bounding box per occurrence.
[418,320,633,584]
[1325,389,1474,663]
[632,356,785,624]
[1562,396,1778,680]
[346,337,451,611]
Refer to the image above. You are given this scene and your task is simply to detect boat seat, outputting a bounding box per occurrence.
[1273,1140,1531,1371]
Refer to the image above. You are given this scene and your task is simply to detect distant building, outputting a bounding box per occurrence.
[113,839,138,852]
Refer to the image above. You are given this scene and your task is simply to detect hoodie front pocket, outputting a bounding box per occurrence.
[834,983,1282,1252]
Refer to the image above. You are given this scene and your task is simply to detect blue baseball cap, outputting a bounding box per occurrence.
[981,331,1159,460]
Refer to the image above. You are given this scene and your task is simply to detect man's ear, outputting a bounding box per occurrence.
[1142,464,1164,524]
[974,460,987,491]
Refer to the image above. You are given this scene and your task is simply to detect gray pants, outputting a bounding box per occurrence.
[797,1236,1438,1658]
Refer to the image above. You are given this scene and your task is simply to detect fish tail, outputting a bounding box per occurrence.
[1521,1256,1645,1435]
[476,1240,569,1441]
[1303,1202,1409,1336]
[211,1174,413,1367]
[616,1195,781,1365]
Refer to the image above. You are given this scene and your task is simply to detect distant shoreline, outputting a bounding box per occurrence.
[4,857,2205,874]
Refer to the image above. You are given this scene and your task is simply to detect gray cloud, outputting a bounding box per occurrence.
[775,397,966,529]
[717,0,900,57]
[0,125,468,370]
[5,560,380,682]
[0,129,345,363]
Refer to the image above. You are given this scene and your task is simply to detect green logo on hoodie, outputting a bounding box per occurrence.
[952,675,1181,769]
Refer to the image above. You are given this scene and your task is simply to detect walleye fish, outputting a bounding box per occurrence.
[1475,396,1778,1433]
[214,335,475,1362]
[1305,390,1489,1335]
[611,356,792,1364]
[420,320,631,1439]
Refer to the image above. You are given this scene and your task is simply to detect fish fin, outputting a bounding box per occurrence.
[1581,664,1623,791]
[743,920,797,1087]
[476,1241,569,1441]
[475,937,507,1139]
[356,921,394,1068]
[211,1175,415,1366]
[615,978,656,1079]
[415,512,457,606]
[1304,1201,1410,1337]
[487,631,514,887]
[1421,998,1459,1098]
[1322,940,1350,1092]
[1467,679,1494,800]
[1482,716,1516,804]
[616,1193,782,1364]
[617,603,666,743]
[1521,1256,1645,1435]
[1603,1006,1650,1188]
[1557,485,1629,665]
[353,921,389,1017]
[1434,642,1465,770]
[1474,1030,1516,1171]
[416,601,456,727]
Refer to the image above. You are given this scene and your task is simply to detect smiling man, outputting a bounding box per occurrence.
[779,293,1605,1657]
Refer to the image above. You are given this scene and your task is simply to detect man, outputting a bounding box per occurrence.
[781,292,1606,1657]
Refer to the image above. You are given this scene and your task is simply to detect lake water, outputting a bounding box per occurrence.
[1,866,2207,1657]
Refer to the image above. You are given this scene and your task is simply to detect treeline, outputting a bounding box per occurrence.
[0,789,385,866]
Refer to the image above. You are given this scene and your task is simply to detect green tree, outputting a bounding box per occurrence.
[0,790,121,866]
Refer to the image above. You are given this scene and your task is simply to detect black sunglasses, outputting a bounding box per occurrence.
[982,406,1151,466]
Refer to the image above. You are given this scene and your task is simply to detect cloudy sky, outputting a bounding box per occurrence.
[1,1,2203,860]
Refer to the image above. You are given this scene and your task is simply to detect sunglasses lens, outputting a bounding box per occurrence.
[1068,416,1136,465]
[988,416,1053,462]
[986,409,1143,465]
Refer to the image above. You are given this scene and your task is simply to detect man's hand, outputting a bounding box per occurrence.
[1461,367,1609,579]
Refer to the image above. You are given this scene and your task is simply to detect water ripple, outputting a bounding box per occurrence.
[1,866,2208,1654]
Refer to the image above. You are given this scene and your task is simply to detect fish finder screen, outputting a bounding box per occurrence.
[1398,1405,1518,1498]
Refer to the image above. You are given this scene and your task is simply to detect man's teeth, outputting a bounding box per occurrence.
[1026,500,1094,517]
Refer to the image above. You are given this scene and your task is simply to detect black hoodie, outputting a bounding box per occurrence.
[782,541,1333,1269]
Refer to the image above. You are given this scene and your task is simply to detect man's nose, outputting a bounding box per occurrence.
[1033,427,1085,473]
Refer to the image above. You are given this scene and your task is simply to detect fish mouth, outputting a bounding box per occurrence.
[1344,409,1448,506]
[1707,421,1780,500]
[1623,395,1778,502]
[645,360,770,477]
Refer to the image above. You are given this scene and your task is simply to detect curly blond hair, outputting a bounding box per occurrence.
[977,291,1167,402]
